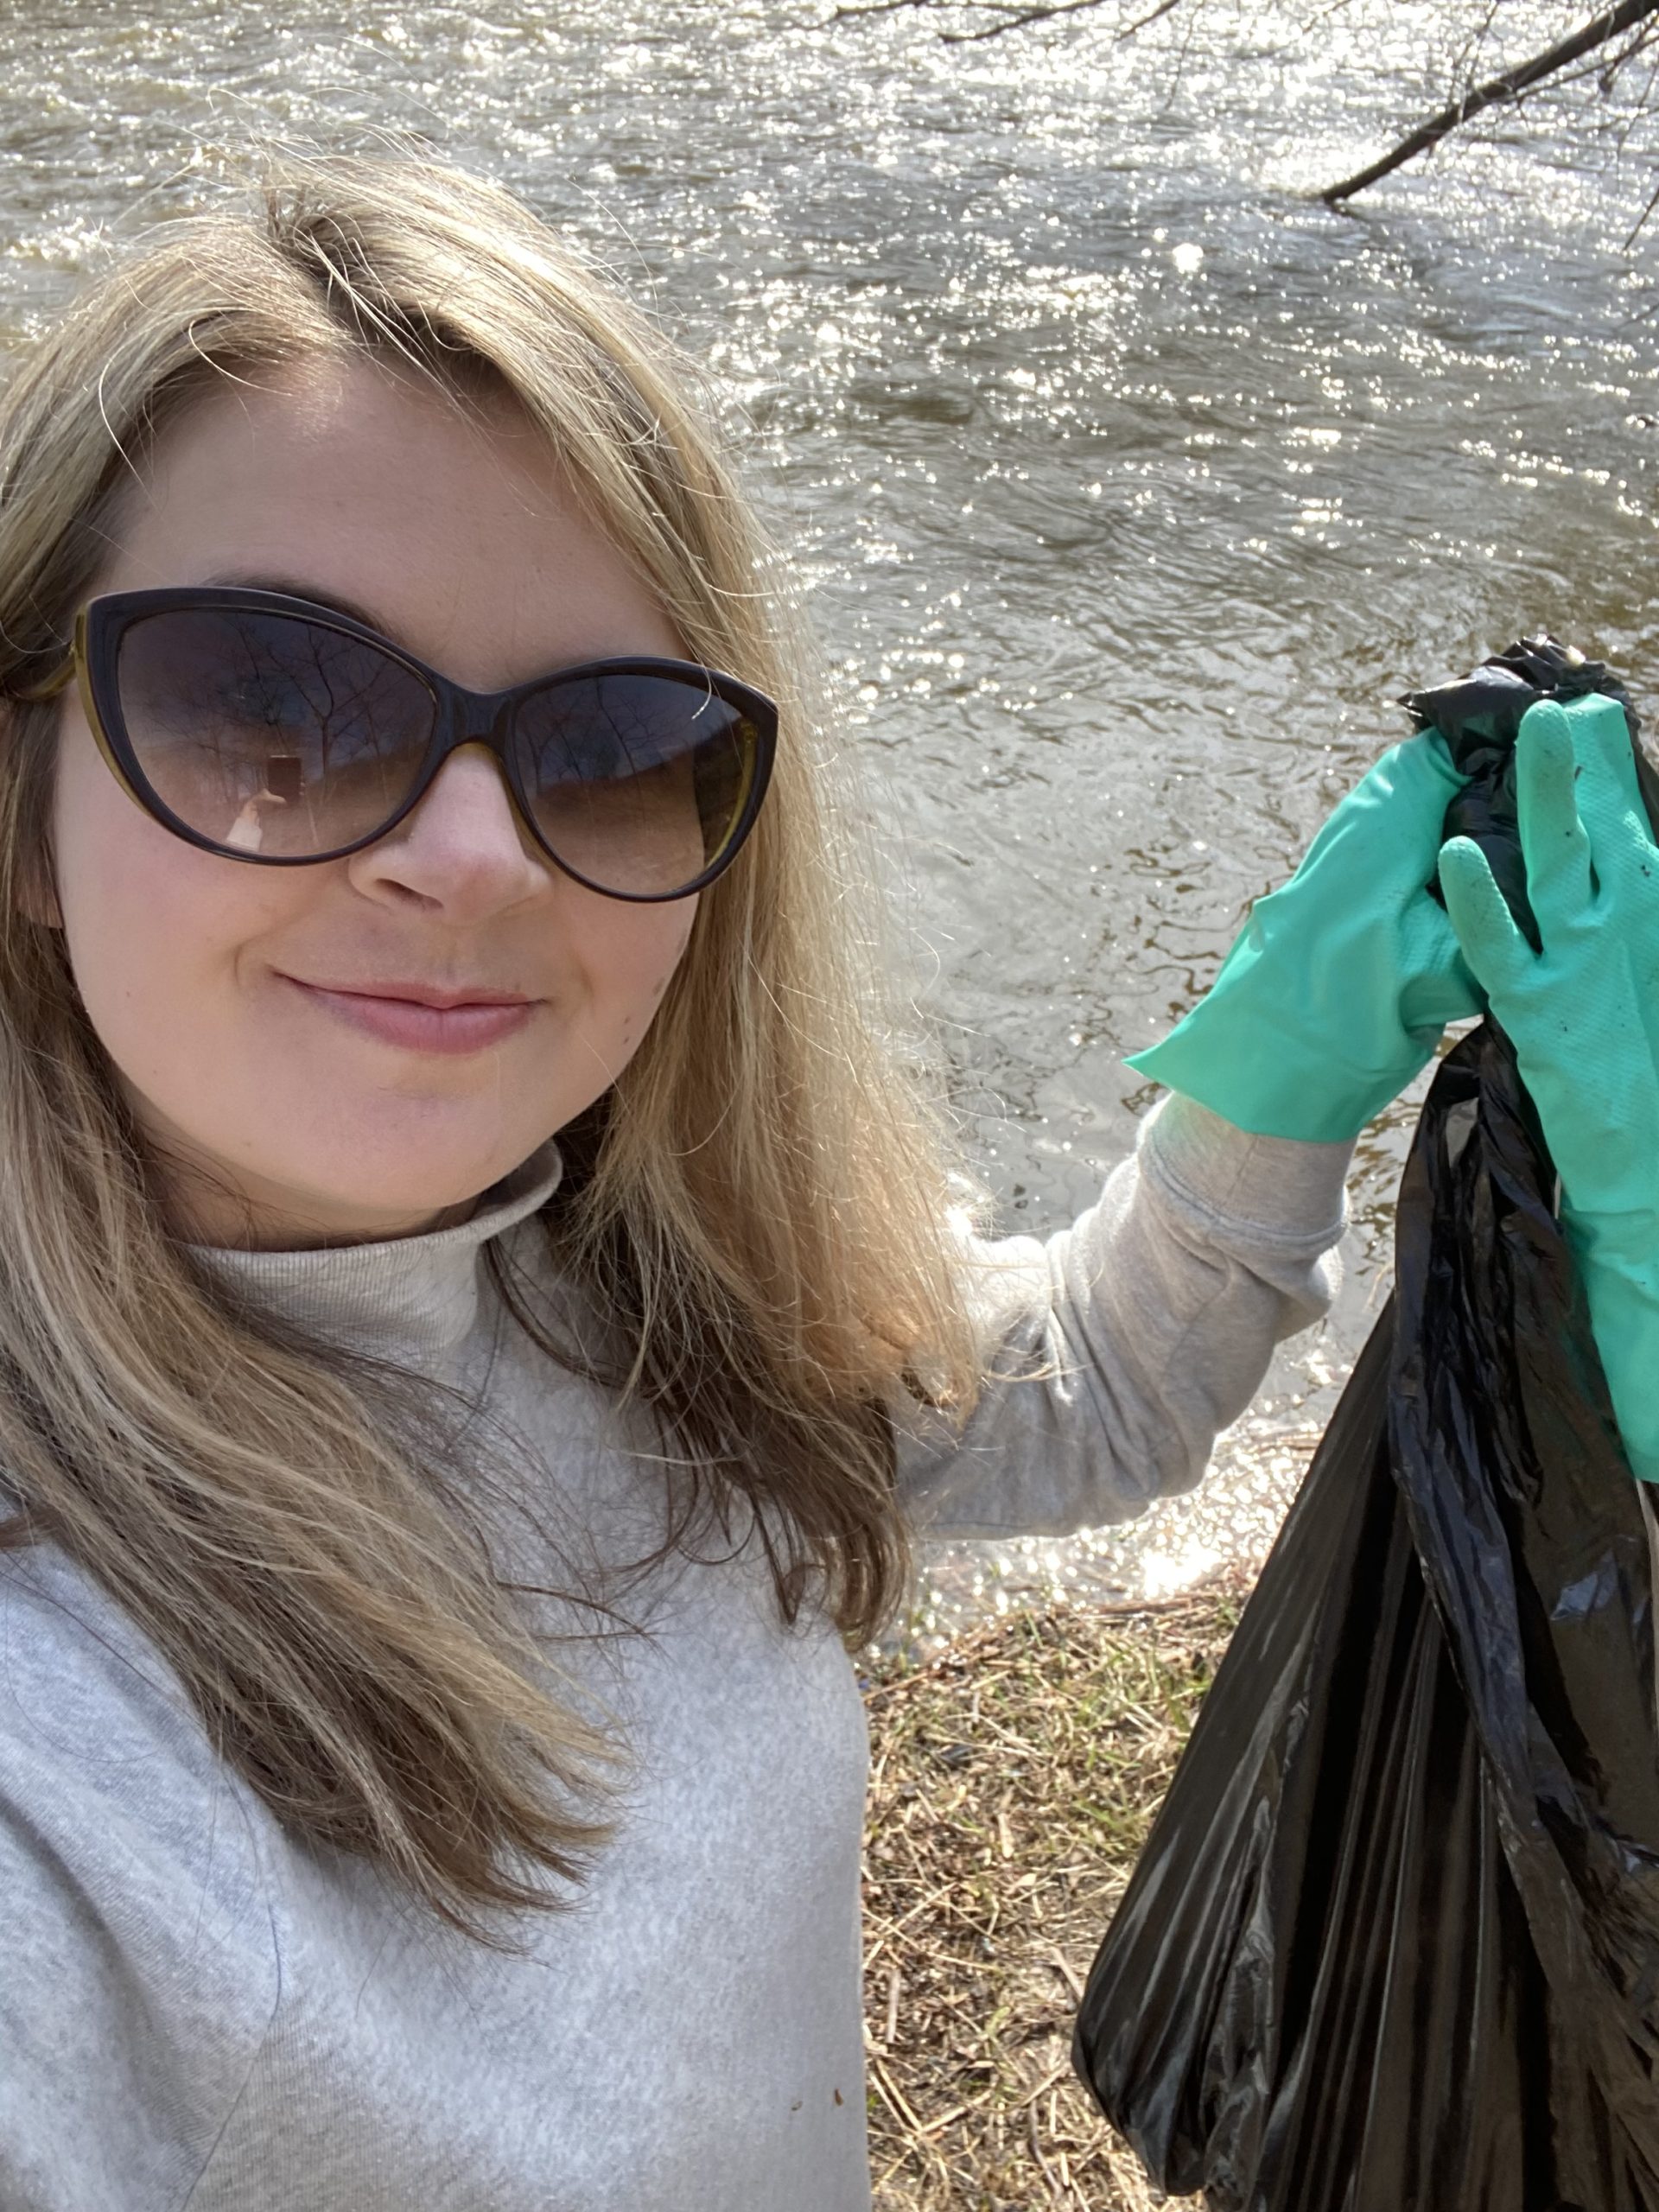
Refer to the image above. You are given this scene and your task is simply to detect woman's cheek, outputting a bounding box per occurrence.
[576,898,697,1073]
[52,725,278,1103]
[55,751,172,1039]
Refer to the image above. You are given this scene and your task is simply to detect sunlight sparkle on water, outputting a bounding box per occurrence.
[1140,1542,1224,1601]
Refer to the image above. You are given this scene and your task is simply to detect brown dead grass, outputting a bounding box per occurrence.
[858,1574,1249,2210]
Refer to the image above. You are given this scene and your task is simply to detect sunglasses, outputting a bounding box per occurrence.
[22,586,779,902]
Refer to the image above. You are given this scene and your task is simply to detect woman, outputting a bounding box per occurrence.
[0,152,1487,2210]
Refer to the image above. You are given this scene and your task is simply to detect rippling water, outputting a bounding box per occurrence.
[3,0,1656,1627]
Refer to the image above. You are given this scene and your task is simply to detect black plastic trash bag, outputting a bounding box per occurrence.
[1073,641,1659,2210]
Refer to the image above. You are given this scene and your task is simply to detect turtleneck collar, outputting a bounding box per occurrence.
[187,1142,564,1367]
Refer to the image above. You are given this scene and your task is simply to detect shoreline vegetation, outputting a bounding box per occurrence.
[859,1572,1253,2211]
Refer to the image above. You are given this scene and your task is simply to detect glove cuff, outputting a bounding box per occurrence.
[1126,1007,1433,1145]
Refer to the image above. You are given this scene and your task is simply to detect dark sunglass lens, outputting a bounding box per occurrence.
[512,672,757,895]
[113,608,437,857]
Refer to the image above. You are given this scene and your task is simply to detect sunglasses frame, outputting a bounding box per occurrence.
[29,586,779,903]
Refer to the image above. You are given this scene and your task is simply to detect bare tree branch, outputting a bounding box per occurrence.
[832,0,946,24]
[942,0,1137,47]
[837,0,1188,43]
[940,0,1110,45]
[1497,20,1659,106]
[1110,0,1186,40]
[1160,0,1205,104]
[1321,0,1659,203]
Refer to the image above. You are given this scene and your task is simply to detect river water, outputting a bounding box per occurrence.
[1,0,1656,1634]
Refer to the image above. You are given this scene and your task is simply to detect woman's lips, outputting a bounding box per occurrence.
[284,978,537,1055]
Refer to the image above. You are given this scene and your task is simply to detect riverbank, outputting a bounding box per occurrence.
[860,1575,1249,2209]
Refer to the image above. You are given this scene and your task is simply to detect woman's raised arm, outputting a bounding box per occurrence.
[896,724,1480,1537]
[895,1092,1351,1536]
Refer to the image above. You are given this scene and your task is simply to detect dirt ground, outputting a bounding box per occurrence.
[858,1579,1249,2210]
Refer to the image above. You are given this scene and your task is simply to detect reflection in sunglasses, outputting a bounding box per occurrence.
[223,757,301,855]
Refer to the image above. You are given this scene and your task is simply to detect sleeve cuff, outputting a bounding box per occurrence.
[1139,1090,1353,1249]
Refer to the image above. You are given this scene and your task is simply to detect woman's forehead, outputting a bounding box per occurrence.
[95,359,683,687]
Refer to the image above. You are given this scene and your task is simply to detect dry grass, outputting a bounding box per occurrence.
[858,1574,1249,2210]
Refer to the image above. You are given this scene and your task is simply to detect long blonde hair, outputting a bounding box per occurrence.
[0,151,981,1942]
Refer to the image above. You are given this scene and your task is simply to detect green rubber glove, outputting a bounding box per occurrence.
[1439,694,1659,1484]
[1125,734,1484,1141]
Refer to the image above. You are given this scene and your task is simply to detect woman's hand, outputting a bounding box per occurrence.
[1440,694,1659,1484]
[1126,732,1483,1142]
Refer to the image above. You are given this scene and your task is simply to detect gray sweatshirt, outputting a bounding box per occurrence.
[0,1094,1352,2212]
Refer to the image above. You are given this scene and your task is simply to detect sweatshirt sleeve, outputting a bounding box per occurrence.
[0,1543,282,2212]
[893,1091,1353,1540]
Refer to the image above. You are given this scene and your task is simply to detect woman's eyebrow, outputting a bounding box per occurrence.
[199,574,410,646]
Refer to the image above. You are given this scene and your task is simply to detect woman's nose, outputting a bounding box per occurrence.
[346,743,551,918]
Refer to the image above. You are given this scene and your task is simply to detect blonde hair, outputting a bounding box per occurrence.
[0,151,981,1942]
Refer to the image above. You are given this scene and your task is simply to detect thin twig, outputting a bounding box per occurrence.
[833,0,944,22]
[1048,1948,1086,2001]
[1625,168,1659,243]
[1445,0,1504,96]
[1114,0,1186,41]
[1029,2101,1069,2202]
[941,0,1121,45]
[899,0,1192,44]
[1160,0,1205,107]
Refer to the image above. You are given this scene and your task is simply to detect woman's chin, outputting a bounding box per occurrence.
[253,1142,538,1240]
[143,1108,553,1249]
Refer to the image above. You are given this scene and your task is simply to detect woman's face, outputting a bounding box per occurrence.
[48,359,700,1248]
